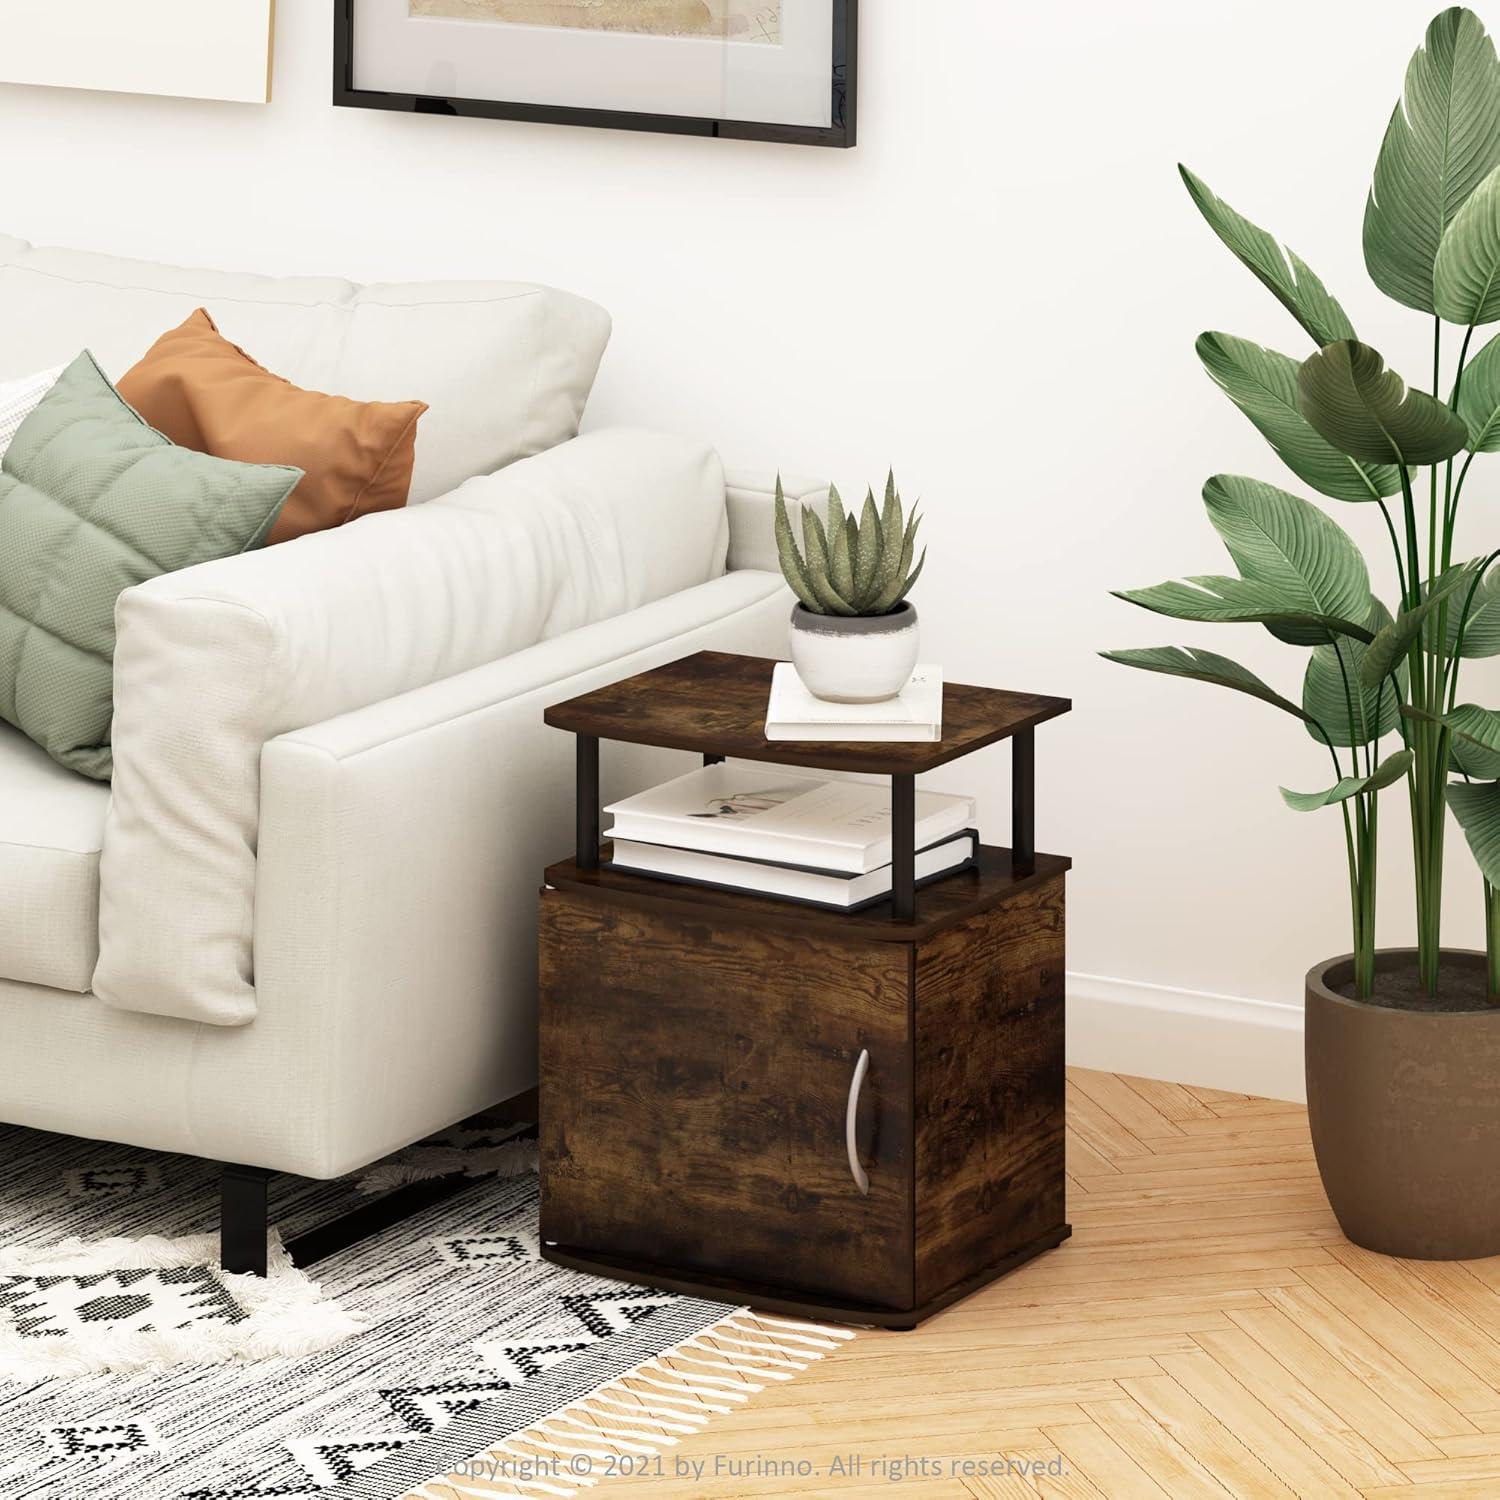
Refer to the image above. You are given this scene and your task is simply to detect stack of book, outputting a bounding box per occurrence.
[605,762,978,912]
[765,662,944,742]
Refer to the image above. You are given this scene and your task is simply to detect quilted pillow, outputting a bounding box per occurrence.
[0,351,301,780]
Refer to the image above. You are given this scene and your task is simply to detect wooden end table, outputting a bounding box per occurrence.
[538,650,1072,1329]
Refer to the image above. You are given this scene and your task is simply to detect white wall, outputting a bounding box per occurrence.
[2,0,1494,1092]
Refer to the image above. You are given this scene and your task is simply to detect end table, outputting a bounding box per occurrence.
[538,651,1071,1329]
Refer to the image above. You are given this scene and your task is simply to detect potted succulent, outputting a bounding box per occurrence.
[1106,6,1500,1259]
[774,473,926,703]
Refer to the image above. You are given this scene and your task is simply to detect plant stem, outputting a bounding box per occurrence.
[1358,792,1378,998]
[1488,880,1500,1004]
[1377,499,1410,605]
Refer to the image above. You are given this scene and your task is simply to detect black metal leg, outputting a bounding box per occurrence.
[221,1164,270,1277]
[1012,728,1035,878]
[576,733,600,869]
[892,773,916,921]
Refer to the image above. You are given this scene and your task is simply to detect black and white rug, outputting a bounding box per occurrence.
[0,1119,849,1499]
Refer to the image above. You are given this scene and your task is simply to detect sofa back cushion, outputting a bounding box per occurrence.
[118,310,429,545]
[0,351,301,780]
[0,234,612,504]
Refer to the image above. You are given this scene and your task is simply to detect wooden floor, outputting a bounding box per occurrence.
[424,1069,1500,1499]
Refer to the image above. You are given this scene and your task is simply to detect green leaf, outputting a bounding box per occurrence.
[879,482,904,596]
[1448,777,1500,885]
[773,477,823,613]
[1446,702,1500,777]
[801,506,855,616]
[826,482,846,541]
[1281,749,1414,812]
[1297,341,1470,465]
[1180,166,1356,347]
[853,490,883,608]
[1100,646,1311,721]
[1197,333,1401,502]
[1457,330,1500,447]
[1114,575,1377,640]
[1360,563,1478,685]
[829,508,855,602]
[1423,564,1500,655]
[871,511,920,613]
[1201,474,1374,646]
[1303,600,1405,747]
[1436,161,1500,325]
[898,547,926,604]
[1366,7,1500,315]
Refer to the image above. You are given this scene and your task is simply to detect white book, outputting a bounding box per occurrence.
[766,662,944,742]
[605,762,976,876]
[610,831,979,911]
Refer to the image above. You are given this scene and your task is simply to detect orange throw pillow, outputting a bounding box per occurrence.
[118,310,427,545]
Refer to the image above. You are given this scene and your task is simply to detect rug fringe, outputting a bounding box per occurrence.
[419,1309,855,1498]
[0,1231,361,1379]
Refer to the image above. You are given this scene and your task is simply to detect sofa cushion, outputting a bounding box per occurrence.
[0,721,109,992]
[118,310,429,545]
[0,233,611,504]
[0,351,302,779]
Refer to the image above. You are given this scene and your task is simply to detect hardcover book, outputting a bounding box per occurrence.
[605,762,975,875]
[609,830,979,911]
[765,662,944,742]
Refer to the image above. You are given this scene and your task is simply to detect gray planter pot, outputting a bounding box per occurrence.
[1306,948,1500,1260]
[788,602,919,704]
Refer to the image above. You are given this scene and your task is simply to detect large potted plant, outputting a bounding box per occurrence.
[1107,6,1500,1259]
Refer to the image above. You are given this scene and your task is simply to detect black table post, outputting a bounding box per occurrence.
[1012,728,1035,878]
[577,734,600,869]
[892,773,916,921]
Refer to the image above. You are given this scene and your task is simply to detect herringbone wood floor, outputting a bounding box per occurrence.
[425,1069,1500,1499]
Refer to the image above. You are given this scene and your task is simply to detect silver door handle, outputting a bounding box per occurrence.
[846,1048,870,1195]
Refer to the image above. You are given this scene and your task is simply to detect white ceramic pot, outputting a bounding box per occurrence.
[789,602,920,704]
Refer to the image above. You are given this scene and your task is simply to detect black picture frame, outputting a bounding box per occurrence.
[333,0,856,148]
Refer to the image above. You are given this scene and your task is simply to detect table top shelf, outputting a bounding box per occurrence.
[544,651,1071,775]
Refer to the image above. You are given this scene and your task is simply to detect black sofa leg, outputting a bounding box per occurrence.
[220,1164,271,1277]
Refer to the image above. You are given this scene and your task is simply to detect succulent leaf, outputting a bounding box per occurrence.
[801,506,855,615]
[773,476,822,613]
[854,492,883,607]
[830,510,856,600]
[880,483,904,590]
[897,546,927,604]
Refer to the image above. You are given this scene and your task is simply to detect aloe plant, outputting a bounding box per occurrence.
[1107,6,1500,1002]
[774,473,925,617]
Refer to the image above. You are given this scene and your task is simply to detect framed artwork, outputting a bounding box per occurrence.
[334,0,855,148]
[0,0,275,105]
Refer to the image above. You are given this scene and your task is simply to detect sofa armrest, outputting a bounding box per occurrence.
[96,427,729,1027]
[725,468,830,575]
[249,570,790,1175]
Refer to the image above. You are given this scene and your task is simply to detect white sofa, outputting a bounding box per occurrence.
[0,234,822,1268]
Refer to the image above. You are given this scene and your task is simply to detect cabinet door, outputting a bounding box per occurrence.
[540,888,914,1310]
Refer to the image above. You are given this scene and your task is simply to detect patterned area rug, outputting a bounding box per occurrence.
[0,1119,849,1499]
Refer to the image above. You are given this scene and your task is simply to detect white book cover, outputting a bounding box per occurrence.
[605,762,975,875]
[610,832,977,910]
[766,663,943,742]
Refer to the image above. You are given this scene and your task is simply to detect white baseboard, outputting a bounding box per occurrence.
[1066,971,1305,1103]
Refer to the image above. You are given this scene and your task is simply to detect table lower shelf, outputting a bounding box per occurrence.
[546,843,1071,943]
[541,1224,1073,1332]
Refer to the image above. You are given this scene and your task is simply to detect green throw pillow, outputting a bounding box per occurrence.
[0,350,301,780]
